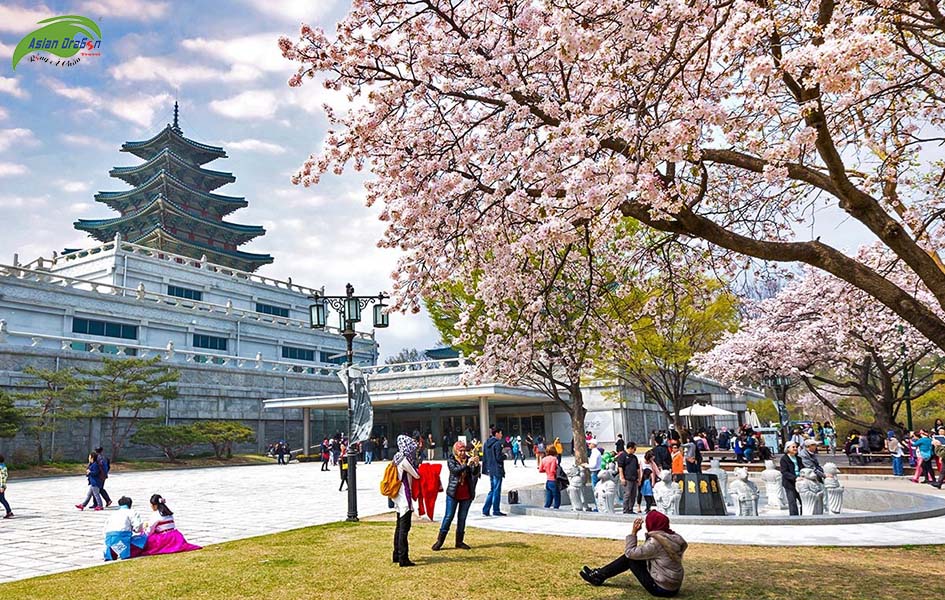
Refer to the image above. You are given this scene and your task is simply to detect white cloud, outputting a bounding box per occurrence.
[221,139,286,154]
[209,90,278,120]
[0,107,8,120]
[0,42,12,59]
[67,202,92,213]
[0,4,54,33]
[0,76,28,99]
[42,78,171,128]
[60,133,98,146]
[0,128,36,151]
[239,0,339,25]
[78,0,168,20]
[181,33,289,75]
[0,162,28,177]
[56,180,91,193]
[109,56,258,86]
[110,94,174,128]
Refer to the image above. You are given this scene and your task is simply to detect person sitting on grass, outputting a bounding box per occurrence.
[580,511,687,597]
[134,494,201,557]
[103,496,145,561]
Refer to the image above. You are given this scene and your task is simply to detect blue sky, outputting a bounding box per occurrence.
[0,0,444,360]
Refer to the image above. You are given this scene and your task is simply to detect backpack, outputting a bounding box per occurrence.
[380,461,402,498]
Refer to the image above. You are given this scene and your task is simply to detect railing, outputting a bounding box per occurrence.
[21,235,327,298]
[0,326,344,378]
[0,263,374,340]
[363,357,474,376]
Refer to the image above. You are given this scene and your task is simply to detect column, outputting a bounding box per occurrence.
[478,396,489,443]
[302,407,311,455]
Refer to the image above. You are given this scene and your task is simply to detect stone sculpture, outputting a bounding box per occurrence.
[796,468,825,515]
[728,467,760,516]
[705,458,729,504]
[566,464,592,511]
[595,468,617,514]
[822,462,844,514]
[653,469,681,515]
[761,459,787,510]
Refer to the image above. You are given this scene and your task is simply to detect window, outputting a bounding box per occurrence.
[320,350,347,365]
[282,346,315,361]
[257,302,290,318]
[193,333,228,351]
[72,317,137,340]
[167,284,203,301]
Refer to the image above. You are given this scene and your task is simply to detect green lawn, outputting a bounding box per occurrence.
[9,454,273,479]
[2,516,941,599]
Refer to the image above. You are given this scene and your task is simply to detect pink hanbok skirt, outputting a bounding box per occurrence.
[133,529,201,556]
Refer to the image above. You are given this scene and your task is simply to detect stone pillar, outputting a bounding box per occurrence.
[478,396,490,443]
[430,408,441,441]
[302,407,311,455]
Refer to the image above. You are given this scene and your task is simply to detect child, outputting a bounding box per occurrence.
[103,496,145,561]
[640,468,655,512]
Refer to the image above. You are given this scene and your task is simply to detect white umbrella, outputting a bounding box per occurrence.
[748,409,762,429]
[677,404,736,417]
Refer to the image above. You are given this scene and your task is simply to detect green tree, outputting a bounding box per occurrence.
[384,348,426,365]
[81,357,180,462]
[9,367,88,464]
[747,399,779,427]
[130,423,202,461]
[598,276,740,428]
[192,421,256,459]
[0,392,24,439]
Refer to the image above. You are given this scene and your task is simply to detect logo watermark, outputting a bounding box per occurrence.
[11,15,102,70]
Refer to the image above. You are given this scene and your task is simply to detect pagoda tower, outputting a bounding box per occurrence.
[75,103,273,272]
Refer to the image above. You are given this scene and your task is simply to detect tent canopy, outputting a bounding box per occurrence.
[677,404,736,417]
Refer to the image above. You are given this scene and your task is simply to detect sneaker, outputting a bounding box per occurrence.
[3,513,12,519]
[106,501,113,508]
[75,504,85,511]
[494,511,507,516]
[92,506,104,511]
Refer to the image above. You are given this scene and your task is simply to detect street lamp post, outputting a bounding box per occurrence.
[310,283,389,522]
[763,375,791,451]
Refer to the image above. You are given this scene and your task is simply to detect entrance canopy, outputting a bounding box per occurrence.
[264,382,559,452]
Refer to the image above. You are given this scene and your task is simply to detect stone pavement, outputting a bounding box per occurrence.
[0,459,541,584]
[0,459,942,584]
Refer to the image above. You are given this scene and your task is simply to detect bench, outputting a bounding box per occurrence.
[846,450,895,466]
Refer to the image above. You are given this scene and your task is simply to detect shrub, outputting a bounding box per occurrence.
[131,423,202,460]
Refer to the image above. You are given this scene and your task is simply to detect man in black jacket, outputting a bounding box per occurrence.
[652,435,672,471]
[481,426,506,516]
[780,441,803,515]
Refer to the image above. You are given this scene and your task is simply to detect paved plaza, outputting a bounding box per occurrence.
[0,460,943,584]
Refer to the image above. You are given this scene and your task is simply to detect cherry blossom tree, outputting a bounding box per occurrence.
[697,246,945,432]
[424,221,644,464]
[281,0,945,358]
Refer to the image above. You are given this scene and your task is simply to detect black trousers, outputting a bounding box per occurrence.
[920,459,936,482]
[596,554,678,598]
[783,484,801,516]
[393,510,413,564]
[99,485,111,505]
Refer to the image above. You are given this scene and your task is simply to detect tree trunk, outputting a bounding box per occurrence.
[35,436,44,465]
[569,385,588,465]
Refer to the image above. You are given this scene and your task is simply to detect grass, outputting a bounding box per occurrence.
[2,515,943,600]
[9,454,273,479]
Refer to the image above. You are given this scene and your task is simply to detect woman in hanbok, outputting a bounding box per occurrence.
[137,494,201,556]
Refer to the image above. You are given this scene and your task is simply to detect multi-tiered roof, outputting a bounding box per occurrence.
[75,103,273,272]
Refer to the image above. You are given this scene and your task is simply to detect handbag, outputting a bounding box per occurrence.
[555,461,569,490]
[507,490,519,504]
